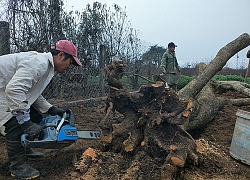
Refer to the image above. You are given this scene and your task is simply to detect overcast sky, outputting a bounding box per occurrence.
[64,0,250,68]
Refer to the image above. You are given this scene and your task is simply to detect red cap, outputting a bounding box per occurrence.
[55,40,82,66]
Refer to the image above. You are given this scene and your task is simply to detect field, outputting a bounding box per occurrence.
[0,91,250,180]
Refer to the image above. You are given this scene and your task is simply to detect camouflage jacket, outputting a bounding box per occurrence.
[160,50,180,74]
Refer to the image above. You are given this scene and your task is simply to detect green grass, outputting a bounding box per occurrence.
[177,74,248,89]
[87,74,249,88]
[211,75,245,82]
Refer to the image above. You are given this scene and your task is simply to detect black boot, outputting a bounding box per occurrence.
[6,140,40,179]
[26,147,44,158]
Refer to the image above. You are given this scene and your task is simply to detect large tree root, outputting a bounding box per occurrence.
[98,85,199,179]
[98,32,250,180]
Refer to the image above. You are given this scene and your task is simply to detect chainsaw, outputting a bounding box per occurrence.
[21,110,100,149]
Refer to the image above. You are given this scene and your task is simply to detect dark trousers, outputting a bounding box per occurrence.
[4,107,43,141]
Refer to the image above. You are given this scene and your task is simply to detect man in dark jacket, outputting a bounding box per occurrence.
[160,42,181,90]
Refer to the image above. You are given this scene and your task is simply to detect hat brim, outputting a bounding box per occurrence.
[169,45,177,48]
[73,56,82,66]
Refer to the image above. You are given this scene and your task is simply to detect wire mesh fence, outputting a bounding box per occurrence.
[34,55,250,102]
[0,0,150,102]
[0,21,148,103]
[42,65,151,102]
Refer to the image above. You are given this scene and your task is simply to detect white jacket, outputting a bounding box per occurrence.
[0,51,55,127]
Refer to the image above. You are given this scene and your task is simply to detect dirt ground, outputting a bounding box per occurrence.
[0,91,250,180]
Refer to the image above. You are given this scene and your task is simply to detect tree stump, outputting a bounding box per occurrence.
[99,33,250,179]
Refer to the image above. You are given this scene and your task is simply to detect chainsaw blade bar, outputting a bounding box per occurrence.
[77,130,100,139]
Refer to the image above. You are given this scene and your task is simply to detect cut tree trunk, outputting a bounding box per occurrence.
[178,33,250,100]
[180,33,250,131]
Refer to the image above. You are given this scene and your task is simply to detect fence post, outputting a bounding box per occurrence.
[99,45,107,96]
[148,58,152,85]
[157,54,161,75]
[0,21,10,55]
[244,58,250,83]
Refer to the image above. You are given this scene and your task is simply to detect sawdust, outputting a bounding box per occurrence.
[196,138,220,155]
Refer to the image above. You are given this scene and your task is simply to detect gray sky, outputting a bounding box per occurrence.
[64,0,250,68]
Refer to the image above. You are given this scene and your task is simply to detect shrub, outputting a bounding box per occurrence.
[212,75,244,82]
[178,75,195,89]
[177,75,248,90]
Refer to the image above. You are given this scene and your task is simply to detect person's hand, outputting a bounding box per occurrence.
[20,120,44,140]
[48,106,66,117]
[247,50,250,58]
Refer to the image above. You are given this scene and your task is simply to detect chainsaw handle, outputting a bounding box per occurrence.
[55,112,67,136]
[21,134,29,147]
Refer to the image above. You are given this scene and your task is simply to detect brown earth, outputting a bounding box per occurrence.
[0,91,250,180]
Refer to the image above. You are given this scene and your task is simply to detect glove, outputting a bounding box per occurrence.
[20,120,44,140]
[12,109,30,124]
[48,106,65,117]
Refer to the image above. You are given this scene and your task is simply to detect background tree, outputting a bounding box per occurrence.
[62,2,143,95]
[6,0,51,51]
[137,45,166,83]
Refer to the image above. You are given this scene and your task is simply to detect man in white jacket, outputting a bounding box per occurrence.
[0,40,82,179]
